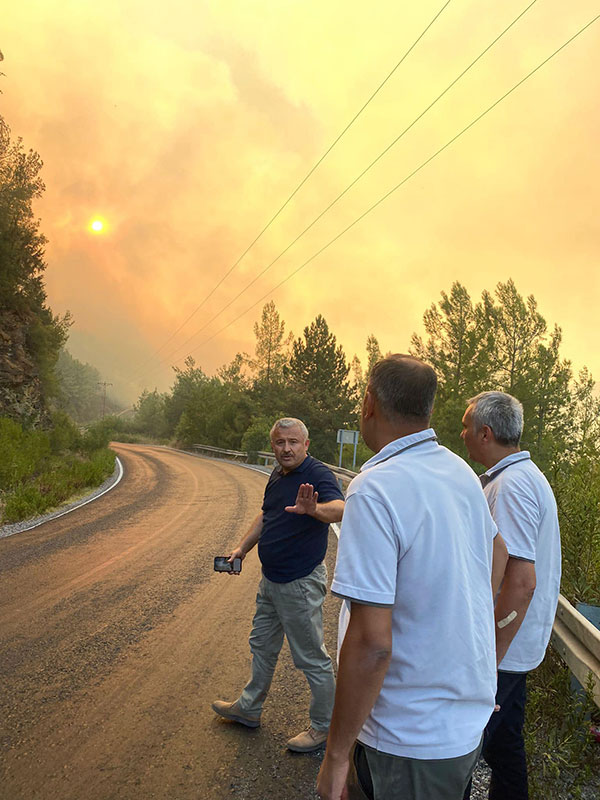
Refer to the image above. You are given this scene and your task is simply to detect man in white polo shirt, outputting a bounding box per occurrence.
[460,391,561,800]
[317,355,504,800]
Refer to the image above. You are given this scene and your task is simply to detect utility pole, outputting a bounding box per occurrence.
[97,382,113,418]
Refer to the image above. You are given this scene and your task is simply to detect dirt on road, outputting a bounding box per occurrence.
[0,444,342,800]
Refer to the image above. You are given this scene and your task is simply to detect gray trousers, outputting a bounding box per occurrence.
[348,738,483,800]
[236,563,335,731]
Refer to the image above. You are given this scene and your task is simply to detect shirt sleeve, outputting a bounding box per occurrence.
[331,491,400,606]
[314,466,345,503]
[490,488,540,562]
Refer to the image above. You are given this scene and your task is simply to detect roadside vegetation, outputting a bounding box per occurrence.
[0,112,120,527]
[526,649,599,798]
[0,414,115,525]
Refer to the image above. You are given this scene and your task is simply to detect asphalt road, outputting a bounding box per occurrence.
[0,443,342,800]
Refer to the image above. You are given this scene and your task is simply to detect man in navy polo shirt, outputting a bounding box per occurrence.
[211,417,345,752]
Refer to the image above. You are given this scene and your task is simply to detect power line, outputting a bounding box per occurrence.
[97,381,113,419]
[169,13,600,366]
[144,0,539,373]
[130,0,455,378]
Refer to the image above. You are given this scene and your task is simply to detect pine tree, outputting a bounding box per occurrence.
[411,282,490,449]
[286,315,355,460]
[484,279,547,396]
[410,279,573,465]
[351,334,383,404]
[569,367,600,461]
[247,301,292,387]
[365,334,383,378]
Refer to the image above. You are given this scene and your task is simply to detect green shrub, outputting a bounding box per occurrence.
[3,483,48,521]
[81,417,116,453]
[241,417,272,453]
[48,411,82,453]
[525,648,600,798]
[0,417,50,490]
[0,413,117,524]
[2,449,116,524]
[109,431,145,444]
[553,457,600,605]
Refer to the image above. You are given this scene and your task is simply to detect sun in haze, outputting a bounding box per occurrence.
[89,218,105,233]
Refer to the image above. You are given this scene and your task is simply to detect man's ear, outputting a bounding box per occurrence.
[480,424,494,443]
[363,390,376,419]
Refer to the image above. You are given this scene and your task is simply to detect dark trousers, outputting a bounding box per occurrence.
[349,739,482,800]
[463,671,529,800]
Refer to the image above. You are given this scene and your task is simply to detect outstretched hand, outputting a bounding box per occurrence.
[285,483,319,516]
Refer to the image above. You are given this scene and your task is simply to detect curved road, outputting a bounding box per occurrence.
[0,444,341,800]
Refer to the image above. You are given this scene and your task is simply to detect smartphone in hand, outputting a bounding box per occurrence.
[214,556,242,573]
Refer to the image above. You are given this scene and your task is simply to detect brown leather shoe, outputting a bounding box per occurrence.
[211,700,260,728]
[286,727,328,752]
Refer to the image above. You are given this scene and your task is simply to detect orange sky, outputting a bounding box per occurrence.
[2,0,599,404]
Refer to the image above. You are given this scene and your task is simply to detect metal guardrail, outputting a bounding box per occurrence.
[192,444,277,467]
[257,451,277,467]
[552,594,600,708]
[190,442,600,706]
[192,444,349,480]
[192,443,247,461]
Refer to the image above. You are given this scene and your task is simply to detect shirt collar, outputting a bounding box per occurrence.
[361,428,437,472]
[484,450,531,479]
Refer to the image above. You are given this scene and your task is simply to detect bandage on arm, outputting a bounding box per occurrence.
[497,610,517,629]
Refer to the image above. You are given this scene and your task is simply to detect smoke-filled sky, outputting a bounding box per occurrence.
[2,0,599,404]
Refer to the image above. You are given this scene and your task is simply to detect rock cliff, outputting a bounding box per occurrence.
[0,309,47,425]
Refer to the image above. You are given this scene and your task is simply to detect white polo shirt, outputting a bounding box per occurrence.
[482,451,561,673]
[332,429,498,760]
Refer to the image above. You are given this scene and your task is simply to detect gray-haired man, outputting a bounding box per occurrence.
[461,391,561,800]
[212,417,344,752]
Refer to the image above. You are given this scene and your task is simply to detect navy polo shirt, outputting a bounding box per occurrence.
[258,455,344,583]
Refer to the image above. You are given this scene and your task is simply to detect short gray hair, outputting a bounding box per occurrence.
[468,391,523,446]
[270,417,309,441]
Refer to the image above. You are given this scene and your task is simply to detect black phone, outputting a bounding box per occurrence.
[214,556,242,573]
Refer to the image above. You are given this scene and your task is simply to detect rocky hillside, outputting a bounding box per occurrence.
[0,309,48,426]
[1,114,69,427]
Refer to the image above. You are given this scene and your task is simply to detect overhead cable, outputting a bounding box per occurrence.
[130,0,454,378]
[174,14,600,362]
[146,0,539,372]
